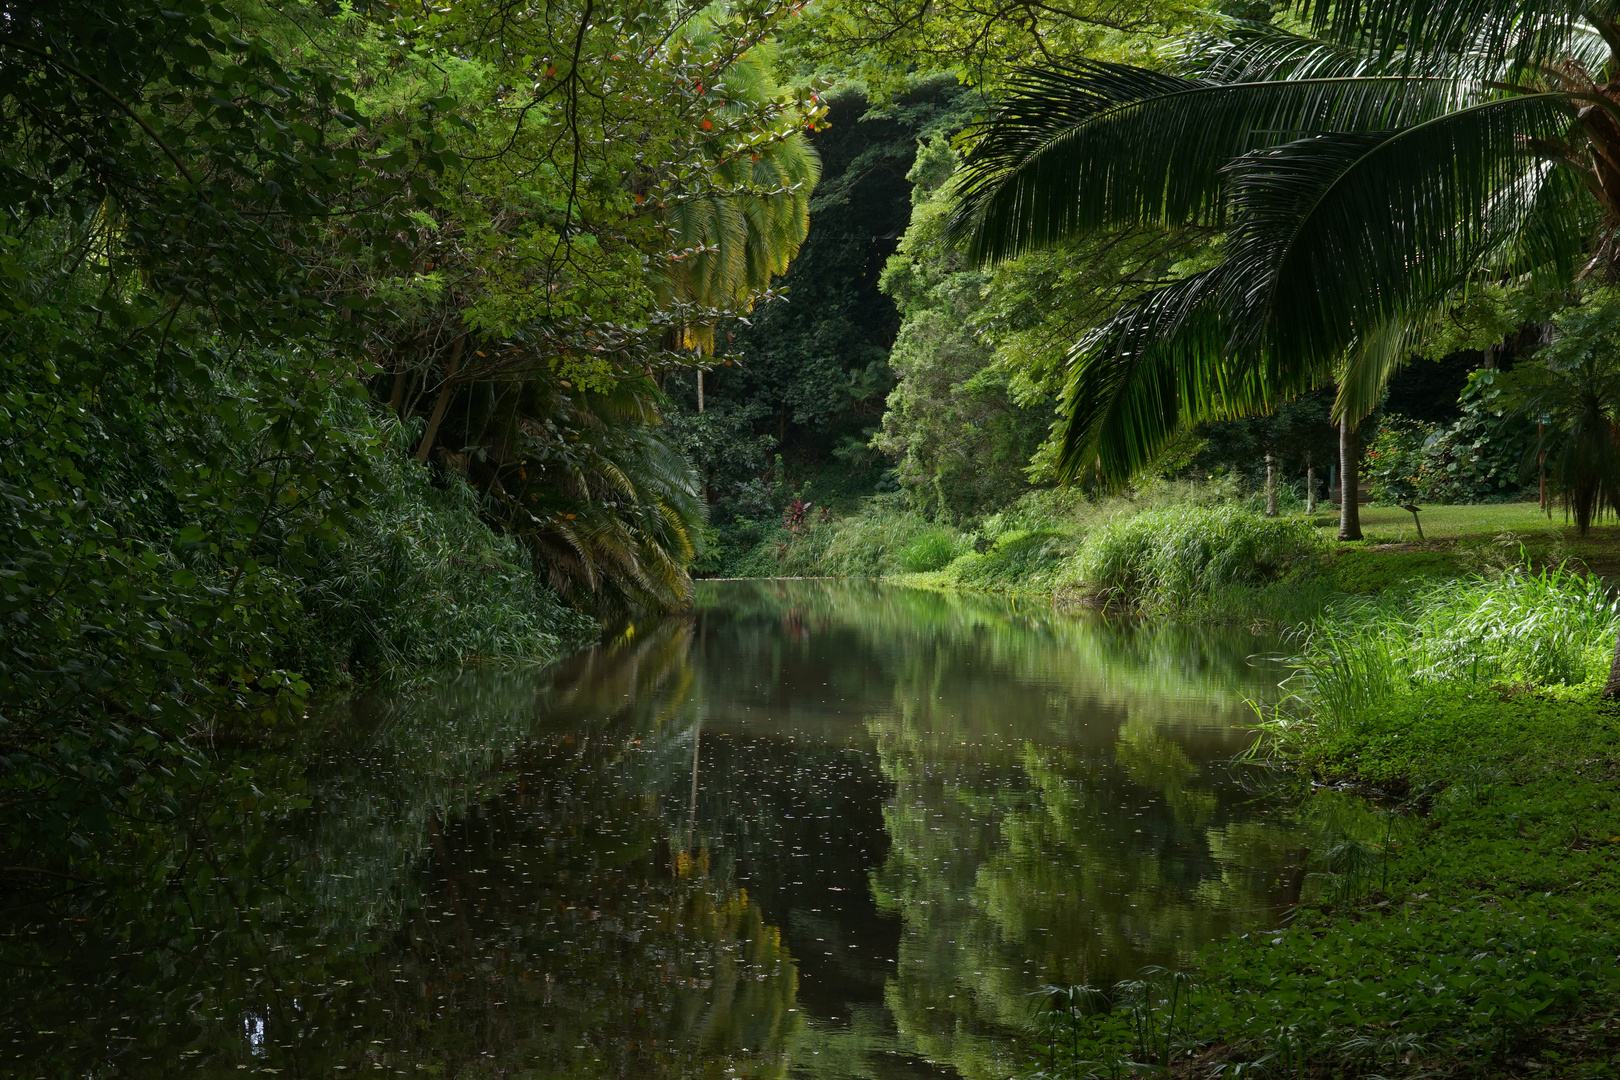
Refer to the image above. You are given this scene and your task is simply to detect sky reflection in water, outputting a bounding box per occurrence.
[3,580,1307,1079]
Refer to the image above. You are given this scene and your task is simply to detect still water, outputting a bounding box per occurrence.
[4,581,1310,1079]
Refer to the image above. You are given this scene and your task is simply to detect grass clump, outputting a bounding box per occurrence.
[897,529,962,572]
[1275,568,1619,778]
[945,528,1079,591]
[726,497,958,578]
[1074,505,1324,612]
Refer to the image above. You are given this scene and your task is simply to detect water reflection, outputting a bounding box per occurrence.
[2,581,1306,1079]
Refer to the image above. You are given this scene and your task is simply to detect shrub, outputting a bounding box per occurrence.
[1364,373,1535,505]
[1364,415,1437,504]
[293,420,596,678]
[722,496,959,578]
[1075,505,1324,611]
[949,528,1078,590]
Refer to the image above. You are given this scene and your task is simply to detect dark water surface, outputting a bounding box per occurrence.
[4,581,1311,1079]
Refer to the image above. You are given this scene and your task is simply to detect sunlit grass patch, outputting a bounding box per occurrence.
[1029,567,1620,1078]
[1271,569,1620,777]
[1304,501,1562,542]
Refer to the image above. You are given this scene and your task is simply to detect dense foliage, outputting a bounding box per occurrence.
[0,0,823,863]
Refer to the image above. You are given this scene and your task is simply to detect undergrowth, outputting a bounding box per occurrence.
[723,486,1342,622]
[293,419,596,682]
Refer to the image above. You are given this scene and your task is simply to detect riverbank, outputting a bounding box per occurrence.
[1029,568,1620,1078]
[721,495,1620,624]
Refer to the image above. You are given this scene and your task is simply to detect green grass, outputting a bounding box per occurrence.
[1029,571,1620,1078]
[730,492,1620,633]
[1307,501,1564,542]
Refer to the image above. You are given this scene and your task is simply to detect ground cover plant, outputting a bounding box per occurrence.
[1025,568,1620,1078]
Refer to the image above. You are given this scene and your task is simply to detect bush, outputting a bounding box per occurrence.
[722,496,957,578]
[294,420,596,679]
[948,528,1078,590]
[1364,415,1437,504]
[1075,505,1324,611]
[1364,373,1534,505]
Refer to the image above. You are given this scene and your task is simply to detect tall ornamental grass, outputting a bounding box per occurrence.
[1289,569,1620,732]
[1075,505,1323,611]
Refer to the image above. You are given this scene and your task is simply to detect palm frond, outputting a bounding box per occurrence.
[1181,20,1481,81]
[1286,0,1591,71]
[1335,316,1430,422]
[1217,93,1578,368]
[1056,268,1326,480]
[947,62,1482,264]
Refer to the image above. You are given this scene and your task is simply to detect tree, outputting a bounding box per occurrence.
[340,0,825,611]
[786,0,1201,100]
[877,133,1211,515]
[1497,290,1620,534]
[945,8,1620,540]
[670,81,970,541]
[0,0,456,856]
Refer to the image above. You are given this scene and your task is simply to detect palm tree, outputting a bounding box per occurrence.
[945,5,1614,540]
[654,28,820,426]
[446,373,706,614]
[1496,291,1620,534]
[657,33,821,356]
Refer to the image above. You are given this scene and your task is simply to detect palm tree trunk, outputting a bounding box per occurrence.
[1338,419,1362,541]
[1264,449,1278,517]
[1306,451,1316,515]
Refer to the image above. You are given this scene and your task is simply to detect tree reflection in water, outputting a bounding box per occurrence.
[2,581,1308,1080]
[1,621,799,1078]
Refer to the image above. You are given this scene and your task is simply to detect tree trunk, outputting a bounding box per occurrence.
[1538,419,1548,511]
[696,369,705,413]
[388,366,409,416]
[1338,419,1362,541]
[414,335,466,463]
[1264,450,1278,517]
[1306,452,1316,515]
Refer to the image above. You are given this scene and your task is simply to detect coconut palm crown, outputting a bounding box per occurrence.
[945,0,1619,481]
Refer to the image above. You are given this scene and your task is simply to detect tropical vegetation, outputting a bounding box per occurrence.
[13,0,1620,1075]
[0,0,820,861]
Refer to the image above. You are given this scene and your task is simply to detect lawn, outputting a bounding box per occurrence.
[1293,501,1620,585]
[1304,501,1563,542]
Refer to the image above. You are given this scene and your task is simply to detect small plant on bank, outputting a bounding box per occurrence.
[898,529,960,571]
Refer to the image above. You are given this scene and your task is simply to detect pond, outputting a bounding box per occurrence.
[3,581,1311,1079]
